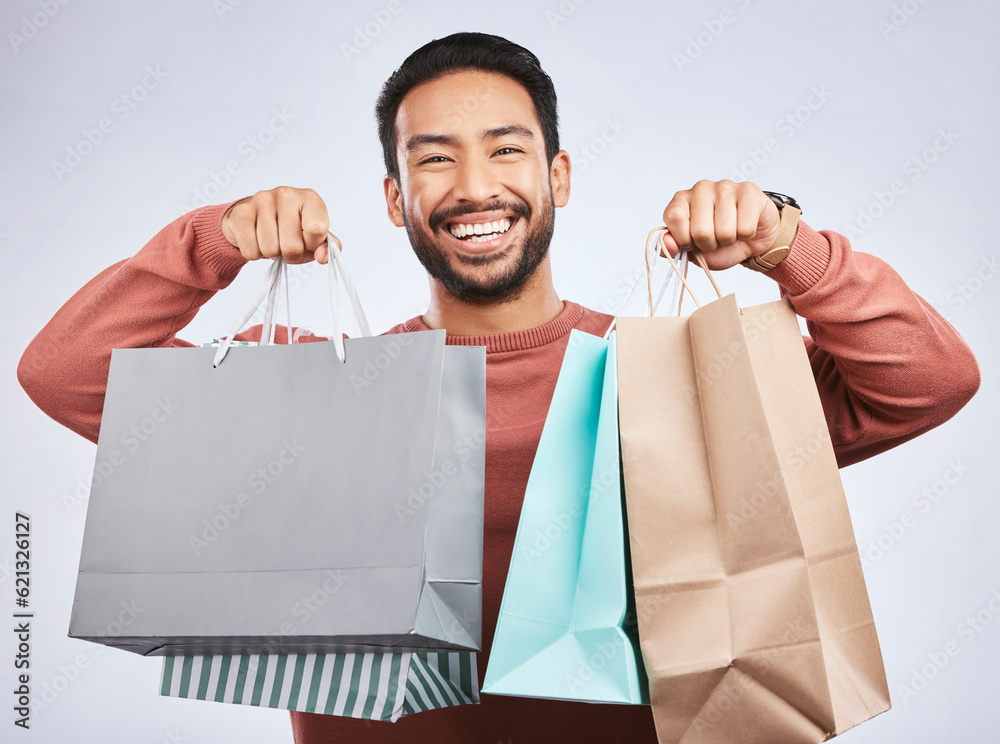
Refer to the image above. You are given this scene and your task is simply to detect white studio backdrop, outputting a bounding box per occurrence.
[1,0,997,742]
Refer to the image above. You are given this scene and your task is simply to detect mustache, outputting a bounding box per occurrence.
[428,199,532,232]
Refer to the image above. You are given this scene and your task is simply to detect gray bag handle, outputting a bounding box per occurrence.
[213,235,370,368]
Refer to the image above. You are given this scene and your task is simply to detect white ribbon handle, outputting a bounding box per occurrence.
[213,235,371,367]
[213,257,291,368]
[326,234,371,363]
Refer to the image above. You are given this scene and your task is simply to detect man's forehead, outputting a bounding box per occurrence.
[395,70,541,142]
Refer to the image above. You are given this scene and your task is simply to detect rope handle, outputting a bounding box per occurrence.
[602,226,725,338]
[647,228,723,314]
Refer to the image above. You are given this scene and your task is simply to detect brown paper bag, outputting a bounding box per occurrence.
[616,235,890,743]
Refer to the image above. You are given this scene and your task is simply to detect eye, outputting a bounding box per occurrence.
[494,146,523,156]
[418,155,450,165]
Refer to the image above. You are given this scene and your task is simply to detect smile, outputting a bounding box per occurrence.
[448,217,514,242]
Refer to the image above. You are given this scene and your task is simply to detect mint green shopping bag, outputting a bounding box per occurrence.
[482,330,648,704]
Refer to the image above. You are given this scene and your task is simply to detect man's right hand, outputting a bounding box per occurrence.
[221,186,337,264]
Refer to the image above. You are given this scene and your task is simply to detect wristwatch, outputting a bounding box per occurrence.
[741,191,802,273]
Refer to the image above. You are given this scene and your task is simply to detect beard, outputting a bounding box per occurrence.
[404,195,555,304]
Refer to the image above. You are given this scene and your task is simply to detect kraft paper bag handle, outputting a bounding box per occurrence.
[213,234,371,367]
[646,227,724,315]
[602,227,722,339]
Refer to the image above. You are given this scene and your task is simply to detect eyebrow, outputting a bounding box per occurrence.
[482,124,535,141]
[404,124,535,153]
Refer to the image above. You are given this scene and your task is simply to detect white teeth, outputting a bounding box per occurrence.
[448,217,513,240]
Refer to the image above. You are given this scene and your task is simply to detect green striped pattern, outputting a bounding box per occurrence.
[160,651,478,722]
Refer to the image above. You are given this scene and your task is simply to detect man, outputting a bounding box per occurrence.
[18,32,979,744]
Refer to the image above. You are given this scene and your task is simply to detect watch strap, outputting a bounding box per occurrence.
[742,204,801,273]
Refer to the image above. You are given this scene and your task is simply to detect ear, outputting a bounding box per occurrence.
[549,150,571,208]
[384,174,405,227]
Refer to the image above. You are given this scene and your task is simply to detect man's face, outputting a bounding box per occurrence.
[384,70,570,302]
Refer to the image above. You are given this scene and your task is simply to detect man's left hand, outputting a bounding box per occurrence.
[660,180,781,271]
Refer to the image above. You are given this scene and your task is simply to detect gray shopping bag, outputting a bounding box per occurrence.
[69,250,485,658]
[157,346,486,721]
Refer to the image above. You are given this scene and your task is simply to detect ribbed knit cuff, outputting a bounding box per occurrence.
[767,220,831,296]
[191,198,250,282]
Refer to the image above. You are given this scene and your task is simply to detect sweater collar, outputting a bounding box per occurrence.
[400,301,584,353]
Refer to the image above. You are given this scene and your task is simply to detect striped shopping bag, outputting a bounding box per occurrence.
[159,651,479,722]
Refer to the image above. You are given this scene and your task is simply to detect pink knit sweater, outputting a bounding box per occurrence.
[18,202,979,743]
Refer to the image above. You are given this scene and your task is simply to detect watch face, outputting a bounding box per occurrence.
[762,190,801,213]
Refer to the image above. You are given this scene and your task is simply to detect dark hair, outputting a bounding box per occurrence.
[375,32,560,182]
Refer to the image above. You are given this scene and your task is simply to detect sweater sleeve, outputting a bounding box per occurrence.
[17,201,253,445]
[767,221,980,467]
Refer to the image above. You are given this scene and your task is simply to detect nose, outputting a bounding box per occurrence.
[451,155,502,205]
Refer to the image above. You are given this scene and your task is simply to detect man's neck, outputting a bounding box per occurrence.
[421,261,564,336]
